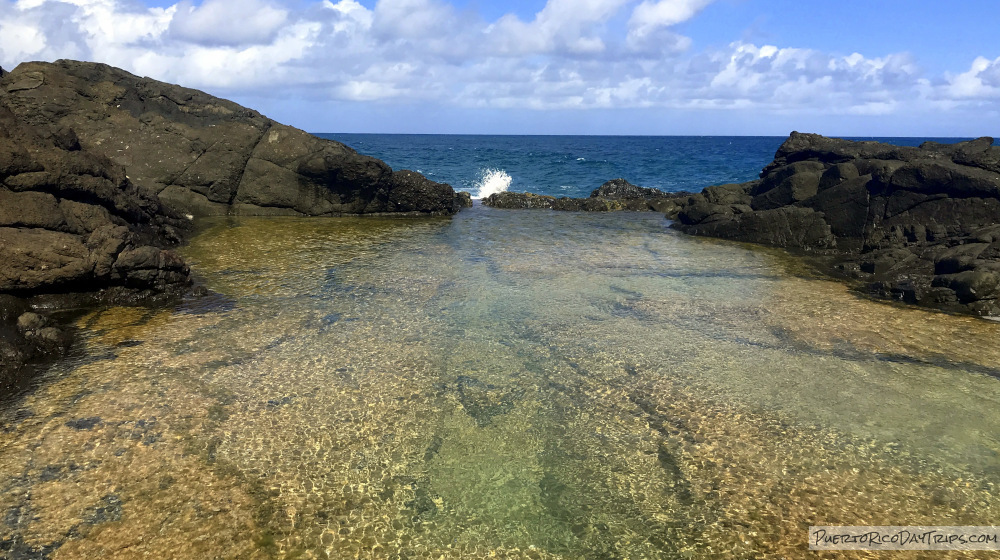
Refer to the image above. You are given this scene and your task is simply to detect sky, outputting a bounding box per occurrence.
[0,0,998,136]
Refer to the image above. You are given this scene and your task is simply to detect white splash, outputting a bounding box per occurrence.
[473,168,511,199]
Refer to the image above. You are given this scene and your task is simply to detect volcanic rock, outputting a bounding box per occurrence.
[0,60,463,218]
[672,132,1000,317]
[482,179,689,213]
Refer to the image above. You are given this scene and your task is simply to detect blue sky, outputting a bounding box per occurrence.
[1,0,998,136]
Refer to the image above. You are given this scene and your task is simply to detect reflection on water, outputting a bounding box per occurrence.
[2,208,1000,559]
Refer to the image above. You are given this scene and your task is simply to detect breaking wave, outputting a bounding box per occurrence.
[473,168,511,199]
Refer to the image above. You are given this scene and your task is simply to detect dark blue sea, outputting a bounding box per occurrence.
[316,134,984,199]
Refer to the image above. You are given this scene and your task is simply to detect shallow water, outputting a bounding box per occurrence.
[3,208,1000,559]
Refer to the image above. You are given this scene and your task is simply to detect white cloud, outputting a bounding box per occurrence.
[0,0,994,131]
[169,0,288,46]
[0,20,47,61]
[372,0,455,40]
[944,56,1000,99]
[700,42,927,115]
[627,0,710,49]
[486,0,632,55]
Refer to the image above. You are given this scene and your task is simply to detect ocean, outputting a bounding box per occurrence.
[318,134,983,198]
[2,135,999,559]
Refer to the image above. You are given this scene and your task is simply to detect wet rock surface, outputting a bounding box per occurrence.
[482,179,690,214]
[672,132,1000,317]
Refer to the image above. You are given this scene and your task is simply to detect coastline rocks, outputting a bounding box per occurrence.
[0,60,462,217]
[0,105,189,295]
[0,59,465,393]
[673,132,1000,317]
[481,179,690,213]
[592,178,666,199]
[0,99,189,390]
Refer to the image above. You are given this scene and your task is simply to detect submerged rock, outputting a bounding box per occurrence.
[672,132,1000,318]
[453,375,522,427]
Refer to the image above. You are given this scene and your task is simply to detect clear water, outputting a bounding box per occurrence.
[2,208,999,559]
[317,134,986,199]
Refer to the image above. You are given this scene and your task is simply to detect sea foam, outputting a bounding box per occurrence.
[473,168,511,199]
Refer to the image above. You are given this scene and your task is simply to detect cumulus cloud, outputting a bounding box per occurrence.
[627,0,710,50]
[169,0,288,46]
[699,42,924,114]
[0,0,992,129]
[485,0,634,55]
[944,56,1000,99]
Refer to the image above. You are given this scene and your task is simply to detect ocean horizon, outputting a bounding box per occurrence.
[318,133,994,200]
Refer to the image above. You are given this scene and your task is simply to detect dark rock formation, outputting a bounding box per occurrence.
[673,132,1000,317]
[0,60,464,217]
[482,179,690,213]
[0,59,465,395]
[0,92,190,391]
[592,178,666,199]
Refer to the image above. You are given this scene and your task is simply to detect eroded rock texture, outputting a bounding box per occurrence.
[1,60,463,218]
[0,59,464,390]
[673,132,1000,317]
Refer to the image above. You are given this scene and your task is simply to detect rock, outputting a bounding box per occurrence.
[591,178,666,199]
[483,180,691,213]
[455,191,473,208]
[672,132,1000,317]
[16,312,46,333]
[932,243,989,274]
[481,189,689,212]
[702,183,752,206]
[380,170,462,214]
[482,192,556,209]
[751,171,821,210]
[0,295,29,322]
[818,162,860,191]
[681,206,835,250]
[0,59,468,395]
[801,175,871,240]
[0,60,460,218]
[933,270,1000,303]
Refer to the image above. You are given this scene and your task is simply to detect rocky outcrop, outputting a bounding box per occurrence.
[0,59,466,394]
[0,60,464,218]
[0,98,192,390]
[673,132,1000,317]
[482,179,690,213]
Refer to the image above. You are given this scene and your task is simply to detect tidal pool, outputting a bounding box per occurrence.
[2,208,999,559]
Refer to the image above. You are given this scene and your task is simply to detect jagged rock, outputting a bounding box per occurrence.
[591,178,666,199]
[455,191,473,208]
[482,192,557,209]
[681,206,836,249]
[672,131,1000,317]
[0,59,468,393]
[0,60,461,218]
[483,181,690,213]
